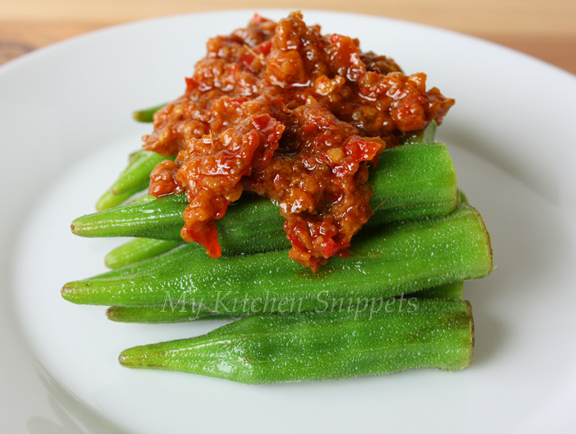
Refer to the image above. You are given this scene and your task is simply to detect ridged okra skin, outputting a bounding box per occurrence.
[72,142,458,253]
[96,181,150,212]
[105,281,464,323]
[62,204,492,309]
[415,281,464,300]
[118,299,474,384]
[104,239,182,269]
[107,151,166,196]
[96,150,172,211]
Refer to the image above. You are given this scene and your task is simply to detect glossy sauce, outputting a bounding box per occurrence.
[144,12,454,270]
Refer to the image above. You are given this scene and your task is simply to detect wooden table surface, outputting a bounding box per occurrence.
[1,0,575,75]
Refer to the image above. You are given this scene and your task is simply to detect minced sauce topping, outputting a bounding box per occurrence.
[143,12,454,271]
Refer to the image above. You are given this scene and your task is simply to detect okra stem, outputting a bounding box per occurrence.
[118,299,474,384]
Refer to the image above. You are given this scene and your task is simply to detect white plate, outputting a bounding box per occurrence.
[2,9,576,433]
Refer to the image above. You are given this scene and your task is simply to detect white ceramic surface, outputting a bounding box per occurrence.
[2,9,576,433]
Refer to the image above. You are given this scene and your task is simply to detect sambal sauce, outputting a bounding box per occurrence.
[143,12,454,271]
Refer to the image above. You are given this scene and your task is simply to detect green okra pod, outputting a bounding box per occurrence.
[73,142,458,253]
[108,151,167,197]
[96,150,173,212]
[413,281,465,300]
[62,204,492,309]
[401,120,437,145]
[95,180,150,212]
[105,239,182,270]
[106,281,464,323]
[118,299,474,384]
[132,103,167,123]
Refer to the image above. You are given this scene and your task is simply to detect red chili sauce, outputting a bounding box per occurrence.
[143,12,454,271]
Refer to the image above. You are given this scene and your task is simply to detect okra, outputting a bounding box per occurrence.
[109,151,167,196]
[105,238,182,269]
[72,143,458,252]
[96,150,173,211]
[95,180,150,211]
[105,281,464,323]
[414,281,464,300]
[132,103,167,123]
[118,299,474,384]
[85,248,181,282]
[62,204,492,309]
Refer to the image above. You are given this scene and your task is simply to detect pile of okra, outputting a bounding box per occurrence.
[62,108,493,384]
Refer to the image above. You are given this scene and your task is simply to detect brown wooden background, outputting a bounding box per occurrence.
[1,0,575,74]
